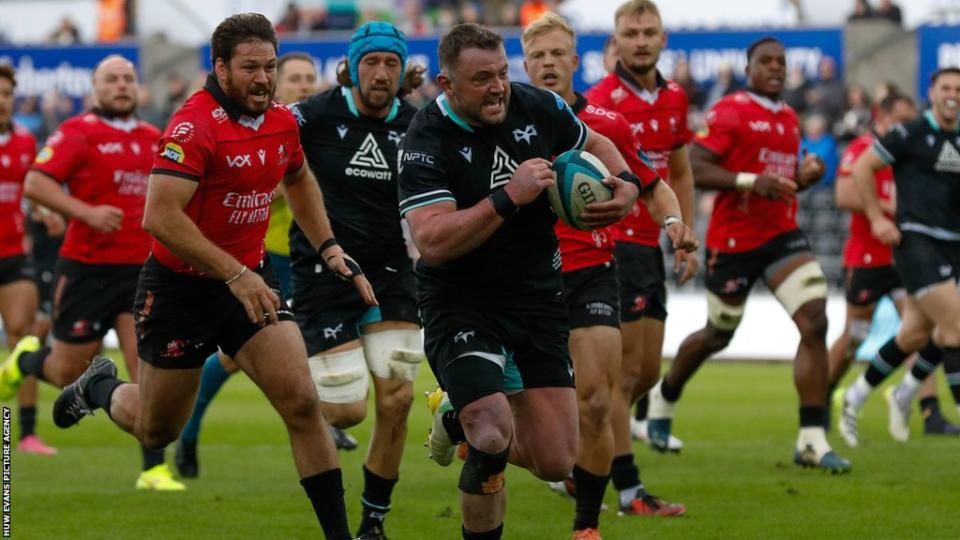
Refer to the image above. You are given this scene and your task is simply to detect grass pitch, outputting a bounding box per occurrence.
[11,355,960,539]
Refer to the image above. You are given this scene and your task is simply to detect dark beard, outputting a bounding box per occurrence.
[98,102,137,118]
[225,73,274,116]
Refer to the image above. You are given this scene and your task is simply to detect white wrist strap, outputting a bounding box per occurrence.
[735,173,757,191]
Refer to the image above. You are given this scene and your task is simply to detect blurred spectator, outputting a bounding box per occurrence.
[97,0,128,42]
[38,90,74,141]
[800,113,839,188]
[460,2,482,24]
[783,66,811,114]
[672,58,704,110]
[398,0,434,35]
[875,0,902,25]
[836,83,871,141]
[847,0,874,22]
[704,63,741,111]
[520,0,554,28]
[12,97,41,135]
[872,80,900,107]
[808,56,844,126]
[136,86,164,128]
[275,2,302,35]
[48,17,81,45]
[162,72,188,121]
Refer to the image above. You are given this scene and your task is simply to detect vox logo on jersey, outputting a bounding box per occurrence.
[97,142,124,154]
[226,154,252,168]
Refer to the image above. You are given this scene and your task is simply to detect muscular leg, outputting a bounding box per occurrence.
[458,392,513,535]
[615,319,663,455]
[0,280,51,452]
[232,321,351,539]
[568,326,619,532]
[828,302,876,388]
[571,326,619,475]
[175,351,239,478]
[914,282,960,407]
[356,321,419,536]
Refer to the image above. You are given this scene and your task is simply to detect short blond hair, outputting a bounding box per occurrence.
[521,12,577,53]
[614,0,662,26]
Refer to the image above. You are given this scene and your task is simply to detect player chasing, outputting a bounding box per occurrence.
[645,37,852,473]
[522,13,697,539]
[286,22,427,539]
[586,5,697,514]
[840,67,960,444]
[0,55,185,488]
[172,51,357,481]
[49,14,374,538]
[829,91,959,445]
[0,64,58,456]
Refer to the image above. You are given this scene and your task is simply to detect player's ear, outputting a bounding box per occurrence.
[214,58,227,80]
[572,54,580,72]
[437,72,453,95]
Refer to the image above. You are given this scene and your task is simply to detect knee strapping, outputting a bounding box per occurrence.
[706,291,745,331]
[458,445,509,495]
[362,329,424,381]
[848,319,871,342]
[308,348,369,404]
[774,261,828,316]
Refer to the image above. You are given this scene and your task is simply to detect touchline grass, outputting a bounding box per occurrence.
[10,354,960,539]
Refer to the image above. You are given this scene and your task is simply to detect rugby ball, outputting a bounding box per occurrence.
[548,149,613,230]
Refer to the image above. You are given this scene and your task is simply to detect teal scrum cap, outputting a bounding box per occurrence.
[348,21,408,89]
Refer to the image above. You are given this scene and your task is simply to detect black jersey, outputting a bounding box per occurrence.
[288,86,417,273]
[874,111,960,240]
[398,82,588,304]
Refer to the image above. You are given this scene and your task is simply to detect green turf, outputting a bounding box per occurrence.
[10,355,960,539]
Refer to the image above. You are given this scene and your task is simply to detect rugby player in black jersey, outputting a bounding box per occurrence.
[841,67,960,441]
[288,22,426,540]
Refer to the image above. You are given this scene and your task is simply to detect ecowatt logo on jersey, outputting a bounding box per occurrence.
[346,133,392,180]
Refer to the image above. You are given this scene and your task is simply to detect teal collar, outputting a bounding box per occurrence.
[341,86,400,122]
[924,109,960,133]
[436,94,474,133]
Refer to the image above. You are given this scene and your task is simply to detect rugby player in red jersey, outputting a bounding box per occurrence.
[0,64,57,456]
[0,56,186,486]
[523,14,697,538]
[646,37,852,473]
[585,0,697,512]
[830,93,959,444]
[50,15,372,538]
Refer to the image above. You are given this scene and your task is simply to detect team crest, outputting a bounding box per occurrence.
[489,146,518,189]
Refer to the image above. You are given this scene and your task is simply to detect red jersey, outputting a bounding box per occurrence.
[151,76,305,275]
[557,94,661,272]
[32,111,158,265]
[586,67,692,246]
[696,91,800,253]
[0,125,36,258]
[840,132,894,267]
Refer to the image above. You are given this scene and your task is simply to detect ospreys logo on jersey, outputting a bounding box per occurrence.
[490,146,519,189]
[347,133,392,180]
[934,141,960,173]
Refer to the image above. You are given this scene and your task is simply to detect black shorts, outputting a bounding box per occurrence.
[420,295,574,411]
[293,252,419,355]
[893,232,960,295]
[705,230,812,297]
[844,265,904,306]
[563,262,620,330]
[0,255,34,287]
[615,243,667,322]
[52,258,140,343]
[135,256,294,369]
